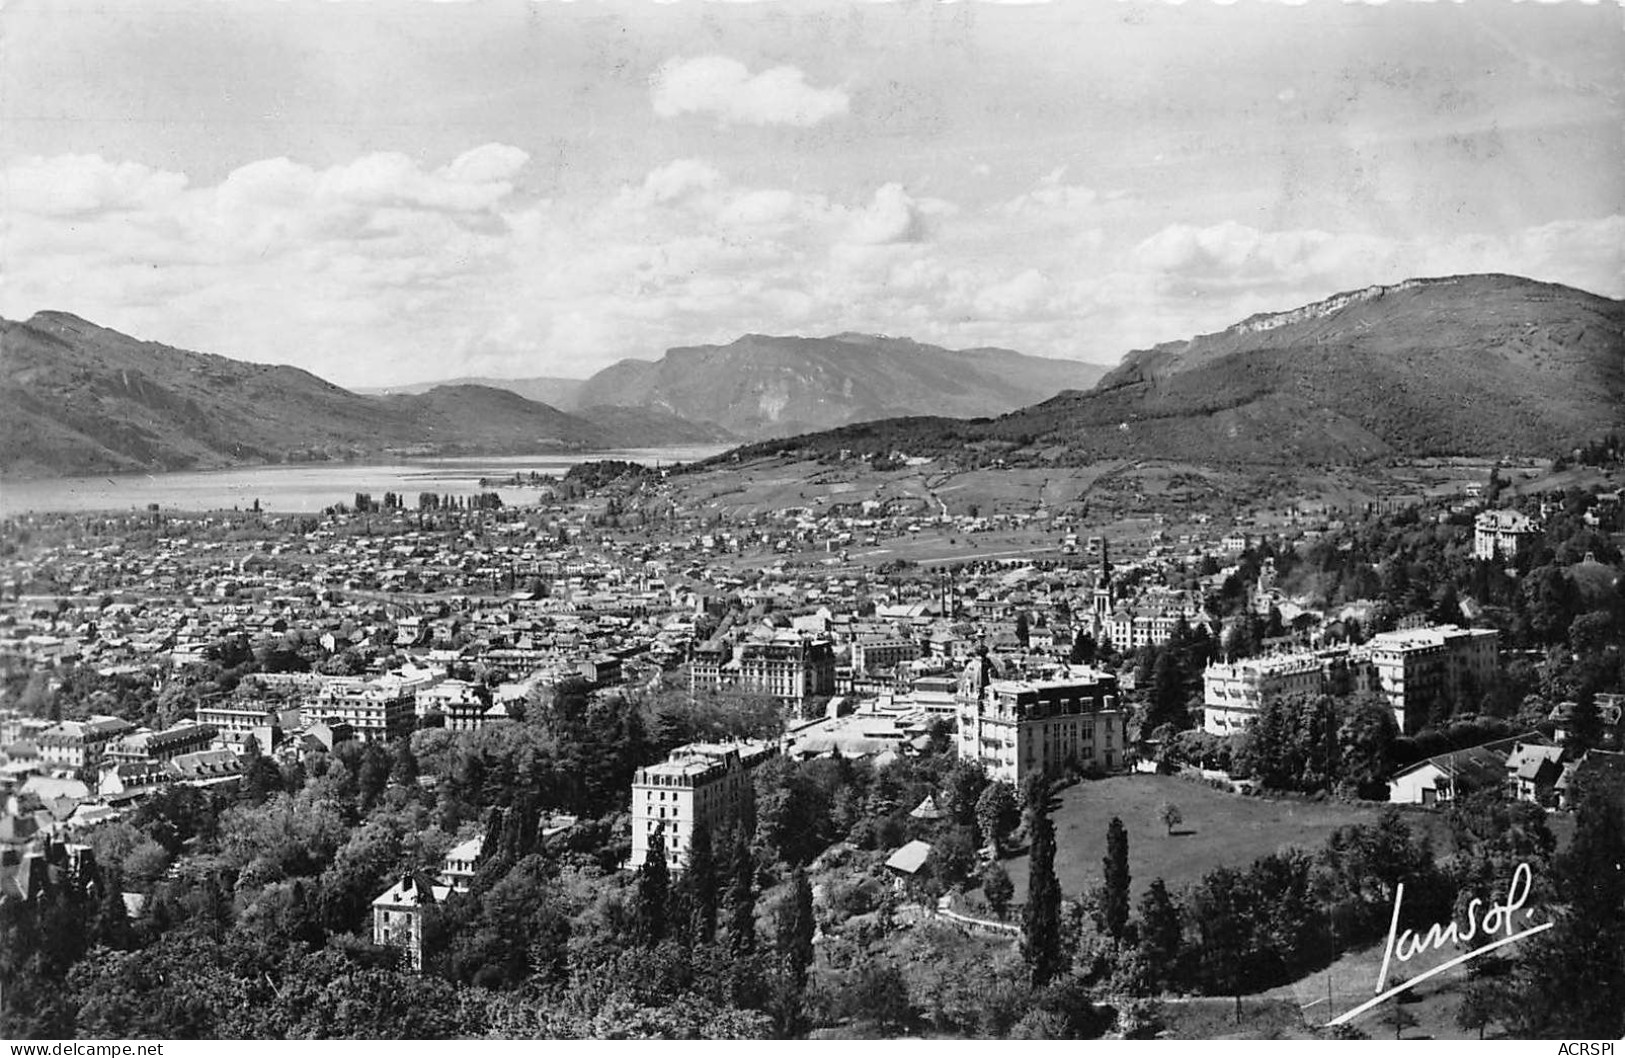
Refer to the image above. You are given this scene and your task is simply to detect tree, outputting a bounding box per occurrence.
[1019,772,1050,819]
[1565,695,1602,755]
[1188,867,1259,1023]
[1335,695,1399,799]
[1137,878,1183,992]
[90,865,134,953]
[773,868,815,1037]
[1014,611,1031,648]
[1101,816,1131,940]
[1069,631,1097,665]
[832,958,913,1035]
[1498,761,1625,1039]
[635,829,671,947]
[389,739,420,788]
[1157,801,1182,836]
[239,734,282,806]
[981,862,1014,921]
[1456,975,1502,1040]
[931,825,980,890]
[975,781,1019,856]
[940,759,990,830]
[725,830,756,957]
[356,741,391,811]
[685,820,719,946]
[1145,649,1189,732]
[1021,808,1064,987]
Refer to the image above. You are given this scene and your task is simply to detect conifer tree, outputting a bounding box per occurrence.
[635,829,671,947]
[686,820,719,946]
[1022,806,1064,987]
[773,867,816,1037]
[1102,816,1131,940]
[90,864,134,953]
[726,829,756,956]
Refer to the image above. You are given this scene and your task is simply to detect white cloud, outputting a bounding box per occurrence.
[974,268,1054,318]
[634,158,725,205]
[998,168,1102,222]
[4,144,1620,387]
[1,154,188,216]
[844,183,930,245]
[651,55,849,127]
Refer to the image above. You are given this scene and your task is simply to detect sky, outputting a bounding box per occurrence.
[1,0,1621,388]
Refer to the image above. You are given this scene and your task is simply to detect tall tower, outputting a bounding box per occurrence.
[1091,539,1113,637]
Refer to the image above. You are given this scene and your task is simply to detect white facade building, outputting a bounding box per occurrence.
[1473,509,1539,561]
[628,740,778,871]
[954,657,1125,784]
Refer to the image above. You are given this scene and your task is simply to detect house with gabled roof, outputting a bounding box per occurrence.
[1388,744,1508,806]
[1506,740,1567,804]
[371,872,451,971]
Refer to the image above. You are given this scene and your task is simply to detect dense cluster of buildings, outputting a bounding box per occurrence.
[7,473,1618,980]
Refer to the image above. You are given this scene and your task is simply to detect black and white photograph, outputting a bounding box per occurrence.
[1,0,1622,1044]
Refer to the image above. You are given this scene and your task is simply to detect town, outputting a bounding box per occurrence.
[1,446,1622,1041]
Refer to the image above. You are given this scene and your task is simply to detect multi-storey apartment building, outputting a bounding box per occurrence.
[628,740,778,871]
[1474,509,1540,560]
[954,657,1126,784]
[851,637,919,676]
[1202,648,1358,735]
[103,720,218,764]
[738,634,836,705]
[1362,624,1499,733]
[193,703,281,749]
[1202,625,1500,735]
[688,642,729,694]
[1102,605,1199,653]
[313,676,417,742]
[689,633,836,706]
[35,716,135,771]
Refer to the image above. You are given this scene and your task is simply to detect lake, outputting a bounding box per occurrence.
[0,447,730,517]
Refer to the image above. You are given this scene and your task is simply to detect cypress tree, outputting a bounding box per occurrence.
[687,820,719,946]
[635,828,670,947]
[726,829,756,956]
[1102,816,1131,940]
[777,867,815,992]
[1022,806,1064,987]
[773,867,816,1038]
[90,864,133,952]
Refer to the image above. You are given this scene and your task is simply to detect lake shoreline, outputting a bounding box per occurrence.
[0,446,730,517]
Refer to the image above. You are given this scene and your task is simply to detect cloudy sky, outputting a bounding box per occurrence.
[2,0,1621,388]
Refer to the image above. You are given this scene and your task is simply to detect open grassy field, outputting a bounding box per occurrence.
[988,774,1455,906]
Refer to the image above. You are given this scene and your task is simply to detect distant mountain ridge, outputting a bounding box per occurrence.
[358,375,586,410]
[572,332,1109,440]
[720,274,1625,467]
[0,313,722,477]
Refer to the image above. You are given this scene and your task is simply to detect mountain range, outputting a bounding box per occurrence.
[723,274,1625,468]
[6,274,1617,479]
[0,313,1099,478]
[358,375,585,410]
[572,333,1109,439]
[0,313,717,478]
